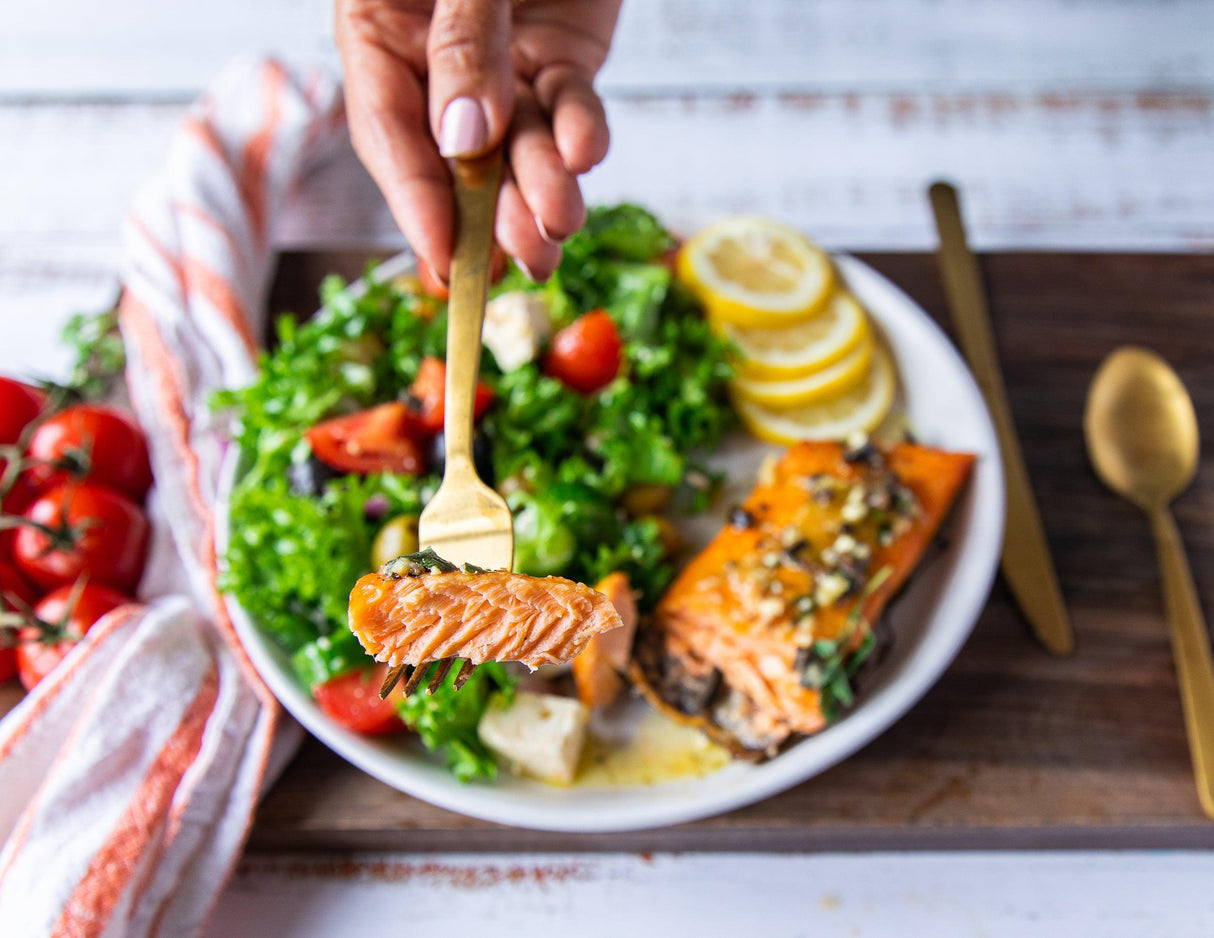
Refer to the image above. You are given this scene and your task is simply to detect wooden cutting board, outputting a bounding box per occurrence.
[9,252,1213,851]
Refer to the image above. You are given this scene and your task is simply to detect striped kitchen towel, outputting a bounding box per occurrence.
[0,57,347,937]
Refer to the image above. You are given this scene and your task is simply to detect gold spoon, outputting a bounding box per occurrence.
[382,149,514,699]
[1085,346,1214,817]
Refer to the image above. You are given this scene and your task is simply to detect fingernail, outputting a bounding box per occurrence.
[535,215,565,246]
[515,257,537,282]
[422,258,448,288]
[438,97,487,157]
[515,258,547,284]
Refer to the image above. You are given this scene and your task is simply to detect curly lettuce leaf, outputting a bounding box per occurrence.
[396,662,516,782]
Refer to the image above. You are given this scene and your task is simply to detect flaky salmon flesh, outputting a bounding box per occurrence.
[348,565,624,671]
[652,440,974,749]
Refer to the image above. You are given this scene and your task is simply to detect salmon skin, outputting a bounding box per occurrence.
[647,439,974,753]
[348,550,623,671]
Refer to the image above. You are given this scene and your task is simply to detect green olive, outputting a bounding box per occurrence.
[621,484,672,517]
[337,334,386,366]
[642,515,683,558]
[371,514,420,570]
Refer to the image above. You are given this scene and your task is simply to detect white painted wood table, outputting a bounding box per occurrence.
[3,1,1213,933]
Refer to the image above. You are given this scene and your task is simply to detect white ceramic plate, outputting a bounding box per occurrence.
[217,253,1004,832]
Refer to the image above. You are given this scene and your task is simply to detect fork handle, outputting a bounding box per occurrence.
[1151,505,1214,818]
[443,149,504,478]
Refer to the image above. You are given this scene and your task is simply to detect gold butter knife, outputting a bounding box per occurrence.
[929,181,1075,656]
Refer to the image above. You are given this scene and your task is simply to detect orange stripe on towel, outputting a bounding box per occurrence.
[180,116,229,168]
[238,61,287,243]
[118,295,211,532]
[49,665,219,938]
[182,256,257,355]
[0,607,141,763]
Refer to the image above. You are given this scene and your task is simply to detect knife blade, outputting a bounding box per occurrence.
[928,181,1075,656]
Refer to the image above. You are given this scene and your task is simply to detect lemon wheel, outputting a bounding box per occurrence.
[677,217,834,329]
[722,291,870,380]
[733,347,898,445]
[730,335,873,408]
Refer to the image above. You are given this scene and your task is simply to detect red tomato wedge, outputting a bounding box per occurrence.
[544,310,622,394]
[409,357,495,434]
[305,402,426,476]
[17,582,131,690]
[313,663,407,735]
[26,404,153,501]
[0,563,37,682]
[14,482,149,592]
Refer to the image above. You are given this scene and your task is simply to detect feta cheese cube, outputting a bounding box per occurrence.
[482,291,552,372]
[477,692,589,784]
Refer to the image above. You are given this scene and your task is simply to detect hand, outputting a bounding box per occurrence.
[336,0,622,284]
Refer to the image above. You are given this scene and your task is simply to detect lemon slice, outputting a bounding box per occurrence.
[677,217,834,328]
[731,334,873,408]
[723,291,870,380]
[734,348,898,444]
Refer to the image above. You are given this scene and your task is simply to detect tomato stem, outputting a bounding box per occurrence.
[0,444,92,500]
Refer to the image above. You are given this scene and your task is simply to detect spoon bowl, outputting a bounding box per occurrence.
[1085,346,1199,509]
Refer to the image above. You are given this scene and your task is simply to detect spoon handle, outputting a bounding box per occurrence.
[1151,506,1214,818]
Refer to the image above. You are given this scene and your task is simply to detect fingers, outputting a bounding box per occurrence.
[495,173,562,283]
[533,64,611,175]
[337,0,455,277]
[428,0,514,157]
[508,83,586,244]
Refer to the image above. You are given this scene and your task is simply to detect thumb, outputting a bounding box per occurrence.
[428,0,513,158]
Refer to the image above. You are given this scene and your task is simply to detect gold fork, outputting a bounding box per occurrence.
[381,149,514,699]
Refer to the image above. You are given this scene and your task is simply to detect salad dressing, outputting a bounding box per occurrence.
[574,705,730,787]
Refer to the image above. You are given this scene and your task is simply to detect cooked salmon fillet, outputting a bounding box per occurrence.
[348,555,623,671]
[651,439,974,751]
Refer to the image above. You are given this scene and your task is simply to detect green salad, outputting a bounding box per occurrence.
[216,204,736,780]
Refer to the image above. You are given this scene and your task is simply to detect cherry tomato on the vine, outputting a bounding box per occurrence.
[14,483,149,593]
[16,582,131,690]
[0,378,43,447]
[26,404,152,501]
[0,563,37,683]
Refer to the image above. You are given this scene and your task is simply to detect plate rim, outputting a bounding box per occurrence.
[217,250,1005,833]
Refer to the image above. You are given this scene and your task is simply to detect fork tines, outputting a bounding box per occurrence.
[379,657,477,700]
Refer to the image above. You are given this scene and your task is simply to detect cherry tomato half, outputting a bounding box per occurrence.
[14,483,149,593]
[313,662,407,735]
[544,310,622,394]
[0,563,37,683]
[26,405,153,501]
[17,582,130,690]
[416,247,508,301]
[409,357,495,434]
[305,402,427,476]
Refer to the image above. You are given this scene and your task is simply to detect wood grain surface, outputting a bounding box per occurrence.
[240,250,1214,852]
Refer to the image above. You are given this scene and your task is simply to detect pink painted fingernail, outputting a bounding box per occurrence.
[438,97,487,157]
